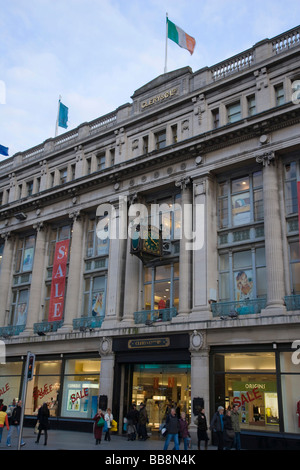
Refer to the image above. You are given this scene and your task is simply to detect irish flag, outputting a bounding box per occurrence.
[167,18,196,55]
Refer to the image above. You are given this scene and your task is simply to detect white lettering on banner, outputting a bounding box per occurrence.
[48,239,70,322]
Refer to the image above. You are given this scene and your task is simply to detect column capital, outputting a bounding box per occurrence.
[33,221,46,232]
[256,150,275,166]
[69,209,81,222]
[175,176,192,190]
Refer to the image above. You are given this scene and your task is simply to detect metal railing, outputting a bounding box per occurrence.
[73,316,104,331]
[134,307,177,325]
[33,320,63,335]
[284,295,300,311]
[211,298,267,318]
[0,324,25,337]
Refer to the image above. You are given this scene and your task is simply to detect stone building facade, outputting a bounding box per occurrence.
[0,26,300,449]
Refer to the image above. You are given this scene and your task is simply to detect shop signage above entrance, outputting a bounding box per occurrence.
[128,337,170,349]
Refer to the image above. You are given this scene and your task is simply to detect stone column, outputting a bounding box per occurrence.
[61,211,84,332]
[0,233,14,327]
[102,202,127,328]
[256,151,286,313]
[21,222,47,335]
[189,331,210,442]
[191,174,217,321]
[99,337,115,410]
[122,196,141,325]
[175,177,192,317]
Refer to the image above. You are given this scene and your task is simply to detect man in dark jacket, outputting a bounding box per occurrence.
[6,400,25,447]
[163,407,180,450]
[210,406,224,450]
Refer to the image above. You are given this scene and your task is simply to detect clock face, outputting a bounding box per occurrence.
[142,226,161,255]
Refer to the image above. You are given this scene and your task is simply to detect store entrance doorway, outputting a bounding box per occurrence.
[130,363,191,432]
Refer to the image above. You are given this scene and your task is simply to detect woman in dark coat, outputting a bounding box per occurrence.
[35,403,50,445]
[93,409,105,444]
[197,407,209,450]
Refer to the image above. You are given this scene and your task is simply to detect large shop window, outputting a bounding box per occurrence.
[25,360,61,417]
[280,352,300,434]
[213,352,279,432]
[144,263,179,311]
[0,361,23,409]
[61,358,100,419]
[131,364,191,431]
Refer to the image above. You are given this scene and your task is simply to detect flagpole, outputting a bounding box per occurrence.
[164,12,168,74]
[55,95,61,137]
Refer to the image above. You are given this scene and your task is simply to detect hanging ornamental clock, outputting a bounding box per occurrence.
[130,224,162,263]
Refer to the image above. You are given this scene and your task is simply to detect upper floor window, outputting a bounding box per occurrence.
[212,108,220,129]
[97,153,106,171]
[275,84,285,106]
[284,161,298,215]
[289,241,300,294]
[48,225,71,266]
[60,168,68,185]
[27,181,33,196]
[0,241,4,273]
[218,171,263,229]
[155,130,166,150]
[227,101,241,124]
[144,262,179,311]
[147,193,182,241]
[15,234,36,273]
[247,95,256,116]
[86,218,109,258]
[219,247,266,302]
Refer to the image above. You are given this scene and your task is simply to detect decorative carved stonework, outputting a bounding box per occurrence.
[256,151,275,166]
[189,330,205,351]
[99,336,113,356]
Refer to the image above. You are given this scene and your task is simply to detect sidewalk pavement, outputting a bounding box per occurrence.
[0,428,218,451]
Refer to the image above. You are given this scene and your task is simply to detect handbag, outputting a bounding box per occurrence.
[97,416,105,427]
[111,419,118,432]
[226,429,235,439]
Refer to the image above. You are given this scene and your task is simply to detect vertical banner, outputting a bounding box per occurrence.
[48,239,70,322]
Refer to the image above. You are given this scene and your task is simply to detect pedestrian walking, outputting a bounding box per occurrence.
[231,404,241,450]
[163,407,180,450]
[223,409,235,450]
[178,411,190,450]
[93,409,105,444]
[0,405,9,443]
[6,399,16,425]
[126,404,139,441]
[35,403,50,446]
[196,407,209,450]
[6,400,25,447]
[210,406,224,451]
[104,408,113,441]
[138,403,148,441]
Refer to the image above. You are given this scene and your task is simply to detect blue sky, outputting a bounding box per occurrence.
[1,0,300,158]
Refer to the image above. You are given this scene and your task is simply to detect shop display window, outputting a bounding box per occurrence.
[25,360,61,417]
[61,358,100,419]
[280,352,300,434]
[0,361,23,407]
[213,352,279,432]
[131,363,191,430]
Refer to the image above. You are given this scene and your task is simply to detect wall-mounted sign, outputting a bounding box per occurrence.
[141,88,178,109]
[128,337,170,349]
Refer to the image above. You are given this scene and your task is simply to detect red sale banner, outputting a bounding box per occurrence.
[48,239,70,322]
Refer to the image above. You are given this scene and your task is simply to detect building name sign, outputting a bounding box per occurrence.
[141,88,178,109]
[128,337,170,349]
